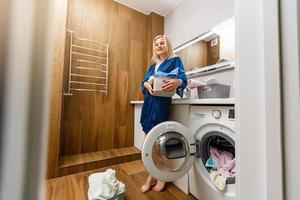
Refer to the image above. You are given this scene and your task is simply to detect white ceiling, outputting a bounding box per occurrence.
[113,0,182,16]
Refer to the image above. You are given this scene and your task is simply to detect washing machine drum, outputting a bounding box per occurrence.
[198,131,236,184]
[142,121,195,182]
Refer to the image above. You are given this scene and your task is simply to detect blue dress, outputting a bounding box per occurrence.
[140,56,187,134]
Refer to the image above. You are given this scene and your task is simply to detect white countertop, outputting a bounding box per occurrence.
[130,98,235,105]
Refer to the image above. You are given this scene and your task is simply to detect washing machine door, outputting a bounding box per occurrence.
[142,121,195,182]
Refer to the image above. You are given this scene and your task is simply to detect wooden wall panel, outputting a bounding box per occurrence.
[129,40,145,100]
[60,0,163,156]
[146,12,164,68]
[177,41,208,71]
[61,120,82,154]
[150,13,165,39]
[176,37,221,71]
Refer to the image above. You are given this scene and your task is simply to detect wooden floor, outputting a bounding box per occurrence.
[46,160,196,200]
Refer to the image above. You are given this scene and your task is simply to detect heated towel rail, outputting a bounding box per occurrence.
[64,30,109,95]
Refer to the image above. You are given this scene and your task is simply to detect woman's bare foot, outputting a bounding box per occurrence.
[140,175,156,193]
[152,180,165,192]
[140,184,152,193]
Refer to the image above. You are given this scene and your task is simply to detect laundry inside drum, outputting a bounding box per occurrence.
[198,131,235,184]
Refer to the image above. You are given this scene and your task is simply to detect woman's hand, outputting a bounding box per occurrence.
[144,81,154,95]
[162,78,181,92]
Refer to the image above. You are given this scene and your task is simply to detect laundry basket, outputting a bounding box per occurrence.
[197,83,231,98]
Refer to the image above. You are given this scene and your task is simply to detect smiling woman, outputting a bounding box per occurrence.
[140,35,187,193]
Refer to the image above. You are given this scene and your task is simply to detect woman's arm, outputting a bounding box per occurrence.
[161,57,187,97]
[141,65,155,95]
[161,78,182,92]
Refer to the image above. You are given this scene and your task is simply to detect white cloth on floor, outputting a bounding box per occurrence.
[88,169,125,200]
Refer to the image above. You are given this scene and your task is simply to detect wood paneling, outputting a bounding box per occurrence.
[0,1,9,113]
[46,160,196,200]
[60,0,164,156]
[177,37,221,71]
[177,41,208,71]
[47,0,164,178]
[146,12,164,68]
[207,37,220,65]
[47,0,69,179]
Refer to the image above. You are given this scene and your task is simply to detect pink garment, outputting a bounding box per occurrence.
[209,147,236,178]
[187,79,206,90]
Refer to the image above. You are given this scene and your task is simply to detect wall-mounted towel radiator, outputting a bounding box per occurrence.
[64,30,109,95]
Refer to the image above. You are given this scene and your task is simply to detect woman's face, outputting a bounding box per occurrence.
[154,37,167,58]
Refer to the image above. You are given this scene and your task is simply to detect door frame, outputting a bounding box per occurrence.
[235,0,283,199]
[0,0,54,199]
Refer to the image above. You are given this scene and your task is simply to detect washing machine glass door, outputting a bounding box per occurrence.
[142,121,195,182]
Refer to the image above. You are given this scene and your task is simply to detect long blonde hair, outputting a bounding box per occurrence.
[151,35,174,64]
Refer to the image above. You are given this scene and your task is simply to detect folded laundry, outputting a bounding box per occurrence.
[148,67,179,83]
[154,67,179,78]
[88,169,125,200]
[149,67,182,97]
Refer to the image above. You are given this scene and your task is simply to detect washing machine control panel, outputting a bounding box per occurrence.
[228,109,235,120]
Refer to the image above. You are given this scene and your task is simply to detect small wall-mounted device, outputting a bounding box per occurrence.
[210,38,218,47]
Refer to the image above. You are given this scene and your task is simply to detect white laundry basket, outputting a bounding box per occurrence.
[197,83,231,98]
[186,62,235,99]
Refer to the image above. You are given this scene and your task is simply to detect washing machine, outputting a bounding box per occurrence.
[142,105,235,200]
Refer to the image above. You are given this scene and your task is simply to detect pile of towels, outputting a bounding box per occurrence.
[88,169,125,200]
[205,147,236,191]
[148,67,179,84]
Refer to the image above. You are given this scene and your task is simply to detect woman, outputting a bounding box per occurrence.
[140,35,187,193]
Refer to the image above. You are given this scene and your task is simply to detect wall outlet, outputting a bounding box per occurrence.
[211,38,218,47]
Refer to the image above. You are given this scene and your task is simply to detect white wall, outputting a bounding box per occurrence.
[235,0,268,198]
[214,19,235,60]
[236,0,283,200]
[167,0,285,199]
[281,0,300,199]
[165,0,234,48]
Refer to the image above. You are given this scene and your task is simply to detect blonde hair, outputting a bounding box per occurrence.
[151,35,174,64]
